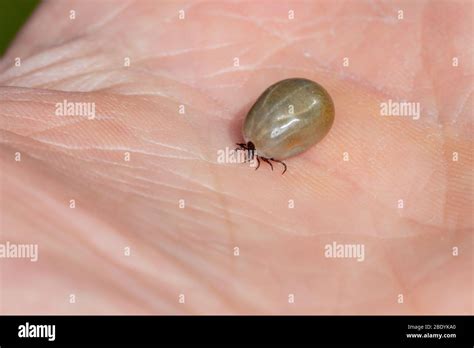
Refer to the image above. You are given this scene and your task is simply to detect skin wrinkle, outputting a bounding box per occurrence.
[34,52,236,89]
[1,95,111,135]
[204,11,292,41]
[139,164,289,226]
[66,70,117,91]
[129,196,222,238]
[306,145,444,236]
[409,246,462,292]
[115,68,236,120]
[61,166,227,234]
[451,86,473,122]
[200,39,309,80]
[203,66,335,88]
[199,42,299,80]
[293,167,349,201]
[27,138,202,160]
[81,0,135,35]
[441,149,472,229]
[78,244,171,313]
[137,42,245,59]
[111,86,227,118]
[5,161,129,251]
[391,236,466,305]
[141,138,204,159]
[33,64,123,90]
[69,234,179,313]
[205,83,243,89]
[289,15,403,36]
[1,92,205,156]
[84,159,304,237]
[2,111,51,124]
[162,177,304,231]
[3,137,214,209]
[0,46,105,84]
[24,118,110,139]
[1,103,113,136]
[419,7,460,128]
[84,201,250,313]
[133,96,225,123]
[122,172,208,196]
[54,251,163,313]
[379,242,421,312]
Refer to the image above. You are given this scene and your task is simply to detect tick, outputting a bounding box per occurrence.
[236,77,335,174]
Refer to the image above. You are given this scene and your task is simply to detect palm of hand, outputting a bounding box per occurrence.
[0,1,471,314]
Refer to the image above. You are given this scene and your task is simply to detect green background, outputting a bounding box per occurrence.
[0,0,40,56]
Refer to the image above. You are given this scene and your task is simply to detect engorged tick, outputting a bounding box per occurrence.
[236,77,335,174]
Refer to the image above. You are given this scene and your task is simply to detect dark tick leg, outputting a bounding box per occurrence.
[261,157,273,171]
[255,156,261,170]
[235,143,247,151]
[271,158,287,174]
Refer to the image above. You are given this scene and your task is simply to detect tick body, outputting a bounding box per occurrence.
[237,77,335,174]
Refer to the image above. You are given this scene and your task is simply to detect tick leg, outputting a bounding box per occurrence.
[271,158,287,175]
[255,156,261,170]
[235,143,247,153]
[261,157,273,171]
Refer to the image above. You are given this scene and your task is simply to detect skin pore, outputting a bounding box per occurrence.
[0,0,472,314]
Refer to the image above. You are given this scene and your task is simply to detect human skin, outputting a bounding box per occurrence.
[0,0,472,314]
